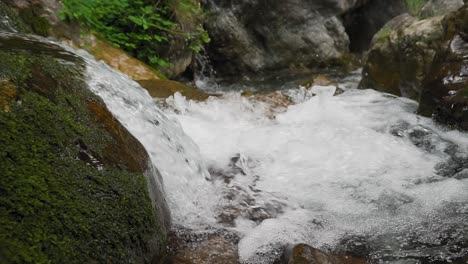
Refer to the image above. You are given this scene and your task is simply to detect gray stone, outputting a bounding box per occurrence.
[420,0,464,18]
[203,0,358,77]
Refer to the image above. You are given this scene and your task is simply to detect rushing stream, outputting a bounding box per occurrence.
[74,46,468,263]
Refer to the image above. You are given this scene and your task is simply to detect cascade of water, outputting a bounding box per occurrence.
[164,82,468,263]
[72,49,220,227]
[194,46,219,91]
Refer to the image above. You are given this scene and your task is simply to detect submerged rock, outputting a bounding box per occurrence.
[0,33,169,263]
[166,228,240,264]
[283,244,366,264]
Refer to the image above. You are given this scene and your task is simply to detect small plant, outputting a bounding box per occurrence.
[59,0,209,68]
[406,0,428,16]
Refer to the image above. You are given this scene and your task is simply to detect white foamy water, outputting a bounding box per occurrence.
[163,83,468,263]
[73,50,221,227]
[70,43,467,263]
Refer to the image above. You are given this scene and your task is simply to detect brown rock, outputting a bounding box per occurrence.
[284,244,366,264]
[86,100,150,174]
[88,38,163,82]
[302,74,338,88]
[138,79,210,101]
[359,14,445,100]
[167,230,240,264]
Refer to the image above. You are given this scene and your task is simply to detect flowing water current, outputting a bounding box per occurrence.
[76,48,468,263]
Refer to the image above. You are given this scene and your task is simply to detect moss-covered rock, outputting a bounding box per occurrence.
[0,33,168,263]
[0,1,31,33]
[359,13,446,100]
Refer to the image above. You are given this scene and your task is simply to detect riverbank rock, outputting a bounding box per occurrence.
[359,2,465,100]
[283,244,366,264]
[420,0,464,18]
[202,0,355,77]
[87,37,164,81]
[202,0,410,78]
[359,13,446,100]
[418,5,468,130]
[0,32,170,263]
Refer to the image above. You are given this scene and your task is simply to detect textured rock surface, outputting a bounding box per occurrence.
[0,30,169,263]
[166,229,240,264]
[283,244,366,264]
[87,37,163,82]
[202,0,411,78]
[419,5,468,130]
[203,0,357,77]
[359,2,466,100]
[359,14,446,100]
[420,0,464,18]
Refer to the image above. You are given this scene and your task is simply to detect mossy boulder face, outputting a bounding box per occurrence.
[359,13,446,100]
[0,34,169,263]
[0,1,31,33]
[419,5,468,130]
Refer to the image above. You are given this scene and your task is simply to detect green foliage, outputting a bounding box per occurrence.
[0,48,163,263]
[59,0,209,68]
[406,0,428,16]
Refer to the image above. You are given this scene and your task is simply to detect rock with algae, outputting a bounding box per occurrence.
[0,32,170,263]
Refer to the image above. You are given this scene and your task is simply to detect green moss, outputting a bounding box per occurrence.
[406,0,428,16]
[0,2,31,33]
[374,26,393,44]
[0,43,163,263]
[18,8,51,37]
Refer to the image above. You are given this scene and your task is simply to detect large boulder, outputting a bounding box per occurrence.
[359,1,464,100]
[418,5,468,130]
[202,0,412,78]
[0,30,170,263]
[419,0,464,18]
[359,14,446,100]
[202,0,362,77]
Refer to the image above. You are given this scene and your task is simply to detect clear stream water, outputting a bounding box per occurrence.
[78,48,468,263]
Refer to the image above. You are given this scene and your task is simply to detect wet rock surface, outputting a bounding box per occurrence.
[283,244,366,264]
[420,0,464,18]
[359,13,446,100]
[202,0,354,77]
[139,79,210,101]
[166,227,240,264]
[418,5,468,130]
[0,31,169,263]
